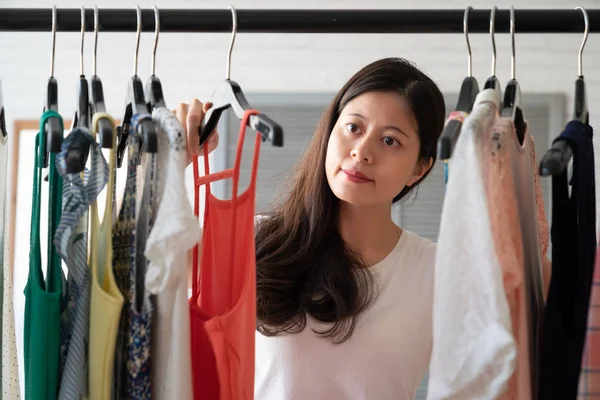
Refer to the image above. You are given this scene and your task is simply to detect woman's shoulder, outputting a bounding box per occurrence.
[254,214,270,223]
[253,213,272,229]
[398,229,437,268]
[385,230,436,300]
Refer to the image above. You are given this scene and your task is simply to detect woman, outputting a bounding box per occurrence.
[179,57,446,399]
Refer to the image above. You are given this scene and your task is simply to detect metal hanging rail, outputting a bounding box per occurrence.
[0,8,598,33]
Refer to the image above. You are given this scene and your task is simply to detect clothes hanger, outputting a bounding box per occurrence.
[116,6,158,168]
[0,80,6,139]
[42,5,63,168]
[483,6,502,106]
[63,6,92,174]
[500,6,526,144]
[572,6,590,126]
[438,6,479,160]
[145,6,166,110]
[198,6,283,148]
[539,6,588,176]
[0,15,5,139]
[90,6,114,149]
[72,6,90,131]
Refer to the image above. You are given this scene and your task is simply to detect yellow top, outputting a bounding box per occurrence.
[88,112,124,400]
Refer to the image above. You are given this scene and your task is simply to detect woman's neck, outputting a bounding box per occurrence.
[338,202,402,267]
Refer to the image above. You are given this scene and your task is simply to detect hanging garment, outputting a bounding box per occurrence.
[111,135,133,400]
[88,113,124,400]
[0,113,20,399]
[484,118,550,400]
[23,110,65,400]
[54,128,108,399]
[254,229,437,400]
[427,89,516,400]
[483,117,526,399]
[578,247,600,397]
[0,112,4,398]
[145,107,201,400]
[538,120,597,399]
[131,121,157,399]
[190,109,262,400]
[508,122,548,400]
[112,113,154,400]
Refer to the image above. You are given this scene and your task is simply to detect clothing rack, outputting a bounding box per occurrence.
[0,8,599,34]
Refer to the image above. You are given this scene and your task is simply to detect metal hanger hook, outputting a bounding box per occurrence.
[134,5,142,76]
[489,6,497,77]
[93,6,99,76]
[464,6,473,77]
[510,6,515,80]
[80,6,85,76]
[152,6,160,76]
[226,5,237,80]
[51,5,57,77]
[575,6,589,77]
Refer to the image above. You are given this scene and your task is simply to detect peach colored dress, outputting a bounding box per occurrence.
[484,117,551,400]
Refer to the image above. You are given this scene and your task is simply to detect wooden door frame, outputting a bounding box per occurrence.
[8,118,121,275]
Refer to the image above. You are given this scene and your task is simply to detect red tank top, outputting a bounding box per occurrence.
[190,109,262,400]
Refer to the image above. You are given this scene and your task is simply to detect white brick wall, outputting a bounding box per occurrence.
[5,0,597,225]
[1,0,599,123]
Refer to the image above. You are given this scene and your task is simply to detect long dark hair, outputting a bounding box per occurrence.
[255,57,446,343]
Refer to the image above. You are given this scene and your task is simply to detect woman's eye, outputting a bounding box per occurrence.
[383,136,399,146]
[345,123,360,134]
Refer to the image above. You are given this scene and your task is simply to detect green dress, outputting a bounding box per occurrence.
[23,110,65,400]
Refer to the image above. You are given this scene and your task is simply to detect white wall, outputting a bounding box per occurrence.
[3,0,600,201]
[1,0,599,124]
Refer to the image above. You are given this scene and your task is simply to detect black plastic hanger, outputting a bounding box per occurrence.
[89,6,113,149]
[74,78,90,130]
[539,6,588,176]
[75,10,89,133]
[116,6,158,168]
[73,8,90,131]
[483,7,502,105]
[146,76,166,110]
[42,6,63,168]
[200,81,283,147]
[65,7,91,174]
[573,76,589,125]
[198,6,283,148]
[145,6,166,110]
[501,79,526,144]
[90,76,113,148]
[117,77,157,167]
[0,81,6,139]
[500,7,526,145]
[439,7,479,160]
[571,9,589,127]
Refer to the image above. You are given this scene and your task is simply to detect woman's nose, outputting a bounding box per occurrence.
[350,138,373,163]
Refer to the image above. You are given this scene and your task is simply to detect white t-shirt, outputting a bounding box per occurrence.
[254,229,436,400]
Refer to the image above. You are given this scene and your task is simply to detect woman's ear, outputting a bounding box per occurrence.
[407,157,433,186]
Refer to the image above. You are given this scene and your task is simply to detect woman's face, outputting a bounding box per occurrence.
[325,91,432,207]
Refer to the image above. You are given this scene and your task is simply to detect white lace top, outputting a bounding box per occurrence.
[145,107,202,400]
[427,89,516,399]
